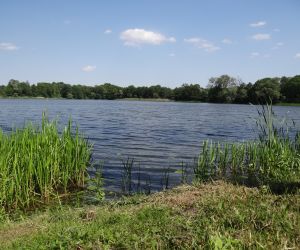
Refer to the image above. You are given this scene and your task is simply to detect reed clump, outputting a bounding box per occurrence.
[195,104,300,191]
[0,115,92,211]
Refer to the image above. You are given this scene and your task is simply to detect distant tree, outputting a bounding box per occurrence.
[0,85,5,96]
[60,84,73,99]
[5,79,20,96]
[135,86,151,98]
[102,83,123,99]
[123,85,136,98]
[208,75,242,103]
[72,85,84,99]
[249,78,281,104]
[280,75,300,103]
[1,75,300,103]
[174,84,207,101]
[234,83,252,104]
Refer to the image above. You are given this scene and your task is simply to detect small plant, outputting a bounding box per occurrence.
[209,233,242,249]
[121,157,134,194]
[87,163,105,202]
[161,166,171,190]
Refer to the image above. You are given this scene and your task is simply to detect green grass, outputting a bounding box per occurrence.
[194,104,300,191]
[0,115,92,212]
[0,181,299,249]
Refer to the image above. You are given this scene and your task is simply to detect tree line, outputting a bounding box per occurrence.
[0,75,300,103]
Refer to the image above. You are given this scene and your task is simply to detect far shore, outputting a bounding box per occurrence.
[1,96,300,106]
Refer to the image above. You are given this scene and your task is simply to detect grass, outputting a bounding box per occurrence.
[194,104,300,191]
[0,181,299,249]
[0,114,92,212]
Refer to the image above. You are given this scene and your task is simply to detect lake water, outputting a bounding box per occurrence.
[1,99,299,193]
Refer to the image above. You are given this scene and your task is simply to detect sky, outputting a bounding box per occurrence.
[0,0,300,87]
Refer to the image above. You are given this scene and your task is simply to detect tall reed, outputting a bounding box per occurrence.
[194,104,300,190]
[0,114,92,211]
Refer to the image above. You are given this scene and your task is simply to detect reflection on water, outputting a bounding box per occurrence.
[1,99,299,192]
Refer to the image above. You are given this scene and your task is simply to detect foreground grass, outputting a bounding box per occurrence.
[0,181,299,249]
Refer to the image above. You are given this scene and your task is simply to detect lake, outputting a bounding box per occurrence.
[1,99,299,193]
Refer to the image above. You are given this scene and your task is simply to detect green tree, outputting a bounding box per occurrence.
[174,84,207,101]
[280,75,300,103]
[234,83,252,104]
[249,78,281,104]
[102,83,123,99]
[208,75,241,103]
[5,79,20,96]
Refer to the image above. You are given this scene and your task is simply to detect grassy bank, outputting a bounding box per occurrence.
[0,181,299,249]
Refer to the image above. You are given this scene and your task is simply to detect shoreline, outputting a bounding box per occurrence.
[1,97,300,106]
[1,181,299,249]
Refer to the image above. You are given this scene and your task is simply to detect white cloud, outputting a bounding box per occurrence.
[250,21,266,27]
[295,53,300,59]
[120,28,176,46]
[169,53,175,57]
[271,42,284,50]
[250,52,271,58]
[184,37,220,52]
[82,65,96,72]
[104,29,112,34]
[251,52,260,57]
[222,38,233,44]
[252,33,271,40]
[273,28,280,32]
[0,42,19,51]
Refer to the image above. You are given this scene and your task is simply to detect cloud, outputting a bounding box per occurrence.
[295,53,300,59]
[222,38,233,44]
[252,33,271,40]
[0,42,19,51]
[250,21,266,27]
[184,38,220,52]
[271,42,284,50]
[250,52,271,58]
[120,28,176,46]
[169,53,175,57]
[104,29,112,34]
[251,52,260,58]
[82,65,96,72]
[273,28,280,32]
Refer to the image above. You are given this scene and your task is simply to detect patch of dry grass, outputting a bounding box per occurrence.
[0,182,299,249]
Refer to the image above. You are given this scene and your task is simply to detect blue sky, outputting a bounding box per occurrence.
[0,0,299,87]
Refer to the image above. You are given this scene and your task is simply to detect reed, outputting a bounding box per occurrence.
[194,104,300,191]
[121,157,134,194]
[0,114,92,211]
